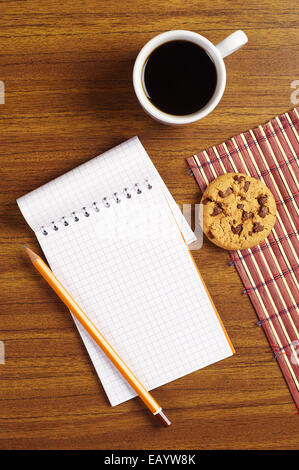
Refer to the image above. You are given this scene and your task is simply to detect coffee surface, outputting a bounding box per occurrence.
[143,40,217,116]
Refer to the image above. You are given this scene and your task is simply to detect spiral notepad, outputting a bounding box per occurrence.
[17,137,234,406]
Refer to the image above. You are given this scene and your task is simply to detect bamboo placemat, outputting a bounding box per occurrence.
[187,107,299,409]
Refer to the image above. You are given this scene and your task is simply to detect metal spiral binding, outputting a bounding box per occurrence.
[61,216,69,226]
[113,192,121,203]
[82,207,90,217]
[92,202,100,212]
[51,221,59,231]
[71,211,79,222]
[145,178,152,190]
[102,197,110,208]
[123,188,131,198]
[40,179,152,235]
[134,183,142,194]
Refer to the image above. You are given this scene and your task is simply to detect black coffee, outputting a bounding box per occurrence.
[143,40,217,116]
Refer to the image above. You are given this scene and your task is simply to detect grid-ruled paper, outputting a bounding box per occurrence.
[17,138,233,406]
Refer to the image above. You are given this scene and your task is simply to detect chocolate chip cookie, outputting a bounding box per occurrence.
[201,173,277,250]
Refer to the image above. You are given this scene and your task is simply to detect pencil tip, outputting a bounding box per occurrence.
[154,409,172,427]
[24,245,39,263]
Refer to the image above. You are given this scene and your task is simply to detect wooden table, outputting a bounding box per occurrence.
[0,0,298,450]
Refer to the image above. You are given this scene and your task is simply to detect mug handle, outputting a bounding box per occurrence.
[215,30,248,59]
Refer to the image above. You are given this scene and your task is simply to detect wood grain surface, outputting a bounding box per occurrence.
[0,0,298,450]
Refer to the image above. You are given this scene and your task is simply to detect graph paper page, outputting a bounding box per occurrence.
[21,182,233,406]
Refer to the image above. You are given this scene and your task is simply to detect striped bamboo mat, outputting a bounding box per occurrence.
[187,107,299,409]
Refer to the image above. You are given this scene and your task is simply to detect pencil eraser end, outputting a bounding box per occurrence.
[155,409,171,427]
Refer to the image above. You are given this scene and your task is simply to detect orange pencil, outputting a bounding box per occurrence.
[25,245,171,427]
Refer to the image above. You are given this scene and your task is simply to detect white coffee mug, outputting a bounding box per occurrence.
[133,30,248,125]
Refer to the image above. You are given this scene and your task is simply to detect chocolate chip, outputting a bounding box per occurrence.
[243,181,250,192]
[218,187,233,198]
[240,196,246,201]
[233,219,236,225]
[237,203,244,210]
[258,205,268,218]
[231,224,243,235]
[211,206,223,216]
[248,231,253,236]
[208,230,215,239]
[233,175,245,183]
[253,222,264,233]
[202,197,212,205]
[242,210,254,221]
[258,195,268,205]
